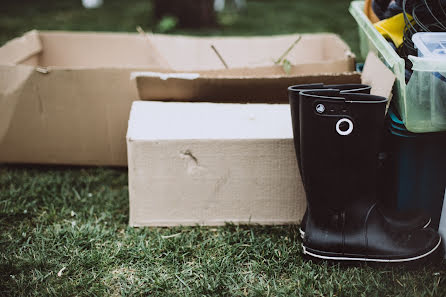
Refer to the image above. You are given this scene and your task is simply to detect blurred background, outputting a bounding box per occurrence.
[0,0,359,54]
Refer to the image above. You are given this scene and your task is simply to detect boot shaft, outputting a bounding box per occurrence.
[288,84,371,175]
[299,89,387,213]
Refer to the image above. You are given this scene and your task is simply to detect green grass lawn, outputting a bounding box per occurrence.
[1,0,446,296]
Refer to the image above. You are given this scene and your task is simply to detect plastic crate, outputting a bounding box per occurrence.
[413,32,446,58]
[349,1,446,133]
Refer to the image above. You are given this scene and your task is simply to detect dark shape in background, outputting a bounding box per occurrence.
[153,0,217,28]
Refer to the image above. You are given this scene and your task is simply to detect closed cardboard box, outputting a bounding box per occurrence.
[127,101,305,226]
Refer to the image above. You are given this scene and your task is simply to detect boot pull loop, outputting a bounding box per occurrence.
[336,118,353,136]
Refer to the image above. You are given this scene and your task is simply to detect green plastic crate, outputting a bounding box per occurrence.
[349,1,446,133]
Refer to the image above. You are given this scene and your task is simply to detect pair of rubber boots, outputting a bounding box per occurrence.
[288,83,442,263]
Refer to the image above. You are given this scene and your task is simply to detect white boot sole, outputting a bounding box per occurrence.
[301,237,442,263]
[423,218,432,229]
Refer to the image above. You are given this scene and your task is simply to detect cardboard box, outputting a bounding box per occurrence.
[127,101,305,226]
[0,31,356,166]
[127,53,395,227]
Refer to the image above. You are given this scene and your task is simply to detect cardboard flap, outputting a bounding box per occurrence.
[133,71,361,103]
[149,33,354,71]
[361,52,395,100]
[0,30,42,65]
[184,59,354,77]
[0,65,35,142]
[35,31,171,69]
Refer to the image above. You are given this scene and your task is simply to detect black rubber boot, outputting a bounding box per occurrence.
[288,84,431,239]
[298,89,441,262]
[288,84,372,238]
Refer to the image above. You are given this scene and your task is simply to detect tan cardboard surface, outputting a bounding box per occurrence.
[361,52,396,110]
[0,30,42,65]
[1,69,139,165]
[127,101,305,226]
[36,31,168,68]
[0,31,168,165]
[0,65,34,141]
[148,33,353,71]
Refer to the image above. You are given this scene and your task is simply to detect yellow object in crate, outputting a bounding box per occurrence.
[374,13,413,48]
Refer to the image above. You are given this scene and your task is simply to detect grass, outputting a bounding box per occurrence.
[1,166,446,296]
[0,0,445,296]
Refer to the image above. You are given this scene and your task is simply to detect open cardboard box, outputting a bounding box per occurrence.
[133,33,359,103]
[127,53,395,226]
[0,30,356,166]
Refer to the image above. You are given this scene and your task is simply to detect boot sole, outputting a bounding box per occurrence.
[301,237,442,263]
[423,218,432,228]
[299,218,432,240]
